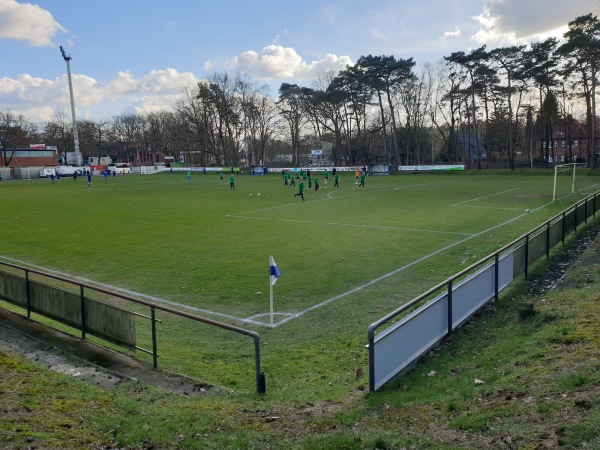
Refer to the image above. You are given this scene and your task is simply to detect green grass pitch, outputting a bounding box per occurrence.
[1,169,598,394]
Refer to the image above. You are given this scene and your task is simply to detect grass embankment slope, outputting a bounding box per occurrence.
[1,223,599,449]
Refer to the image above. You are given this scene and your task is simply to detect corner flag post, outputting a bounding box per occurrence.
[269,256,281,327]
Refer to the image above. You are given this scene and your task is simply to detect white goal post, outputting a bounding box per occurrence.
[552,163,585,201]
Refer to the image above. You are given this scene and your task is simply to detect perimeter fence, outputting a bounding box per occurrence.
[0,264,265,394]
[368,190,600,392]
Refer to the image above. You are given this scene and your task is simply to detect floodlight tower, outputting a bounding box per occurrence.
[60,45,81,163]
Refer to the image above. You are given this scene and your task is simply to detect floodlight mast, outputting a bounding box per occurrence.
[60,45,81,161]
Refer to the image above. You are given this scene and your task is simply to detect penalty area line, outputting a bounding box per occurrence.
[451,188,520,207]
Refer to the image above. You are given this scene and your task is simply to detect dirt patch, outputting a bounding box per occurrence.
[524,222,600,297]
[0,308,220,396]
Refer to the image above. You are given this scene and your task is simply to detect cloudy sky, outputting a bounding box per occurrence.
[0,0,598,123]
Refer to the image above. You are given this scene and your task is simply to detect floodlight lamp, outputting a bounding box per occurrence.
[60,45,70,61]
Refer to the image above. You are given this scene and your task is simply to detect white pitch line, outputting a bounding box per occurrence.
[270,200,556,327]
[228,216,474,236]
[451,188,520,207]
[456,206,523,211]
[4,182,584,328]
[228,180,454,217]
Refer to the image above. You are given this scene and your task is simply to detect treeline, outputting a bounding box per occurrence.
[1,13,599,169]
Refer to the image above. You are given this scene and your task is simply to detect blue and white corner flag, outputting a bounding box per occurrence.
[270,256,282,285]
[269,256,282,327]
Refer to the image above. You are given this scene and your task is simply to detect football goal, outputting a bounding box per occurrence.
[552,163,585,201]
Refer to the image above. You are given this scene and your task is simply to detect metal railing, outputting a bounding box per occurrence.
[0,262,265,394]
[368,190,599,392]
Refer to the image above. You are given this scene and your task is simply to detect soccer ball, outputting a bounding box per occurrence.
[525,209,530,213]
[249,193,253,196]
[395,188,398,191]
[257,193,261,197]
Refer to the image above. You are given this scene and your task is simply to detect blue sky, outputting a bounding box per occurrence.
[0,0,598,122]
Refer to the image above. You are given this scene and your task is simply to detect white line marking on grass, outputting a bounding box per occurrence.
[228,216,474,236]
[270,201,556,327]
[456,206,523,211]
[5,183,584,328]
[451,188,519,207]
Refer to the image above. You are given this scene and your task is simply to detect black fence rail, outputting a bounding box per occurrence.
[368,190,600,392]
[0,264,265,394]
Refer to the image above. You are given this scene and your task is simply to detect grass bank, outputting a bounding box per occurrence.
[1,222,599,449]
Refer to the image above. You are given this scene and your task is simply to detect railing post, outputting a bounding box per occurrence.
[494,253,499,302]
[524,233,530,279]
[25,270,31,319]
[447,280,453,334]
[80,285,86,339]
[368,325,376,392]
[546,222,550,260]
[561,212,566,246]
[255,336,266,394]
[151,306,158,368]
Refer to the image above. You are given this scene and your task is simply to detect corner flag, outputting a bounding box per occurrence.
[270,256,281,285]
[269,256,281,327]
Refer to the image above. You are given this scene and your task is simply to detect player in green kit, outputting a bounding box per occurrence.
[294,180,305,201]
[333,173,340,189]
[359,172,366,189]
[314,177,320,194]
[323,169,328,185]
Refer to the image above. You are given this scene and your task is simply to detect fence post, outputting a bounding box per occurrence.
[524,233,530,279]
[546,222,550,260]
[368,325,376,392]
[25,270,31,319]
[561,212,566,246]
[447,280,453,334]
[254,336,266,394]
[494,253,499,302]
[80,285,86,339]
[151,307,158,368]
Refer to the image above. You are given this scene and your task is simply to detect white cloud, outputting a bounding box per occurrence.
[0,68,200,122]
[137,68,199,94]
[124,94,186,117]
[442,27,461,39]
[472,0,597,45]
[0,0,66,46]
[221,45,352,80]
